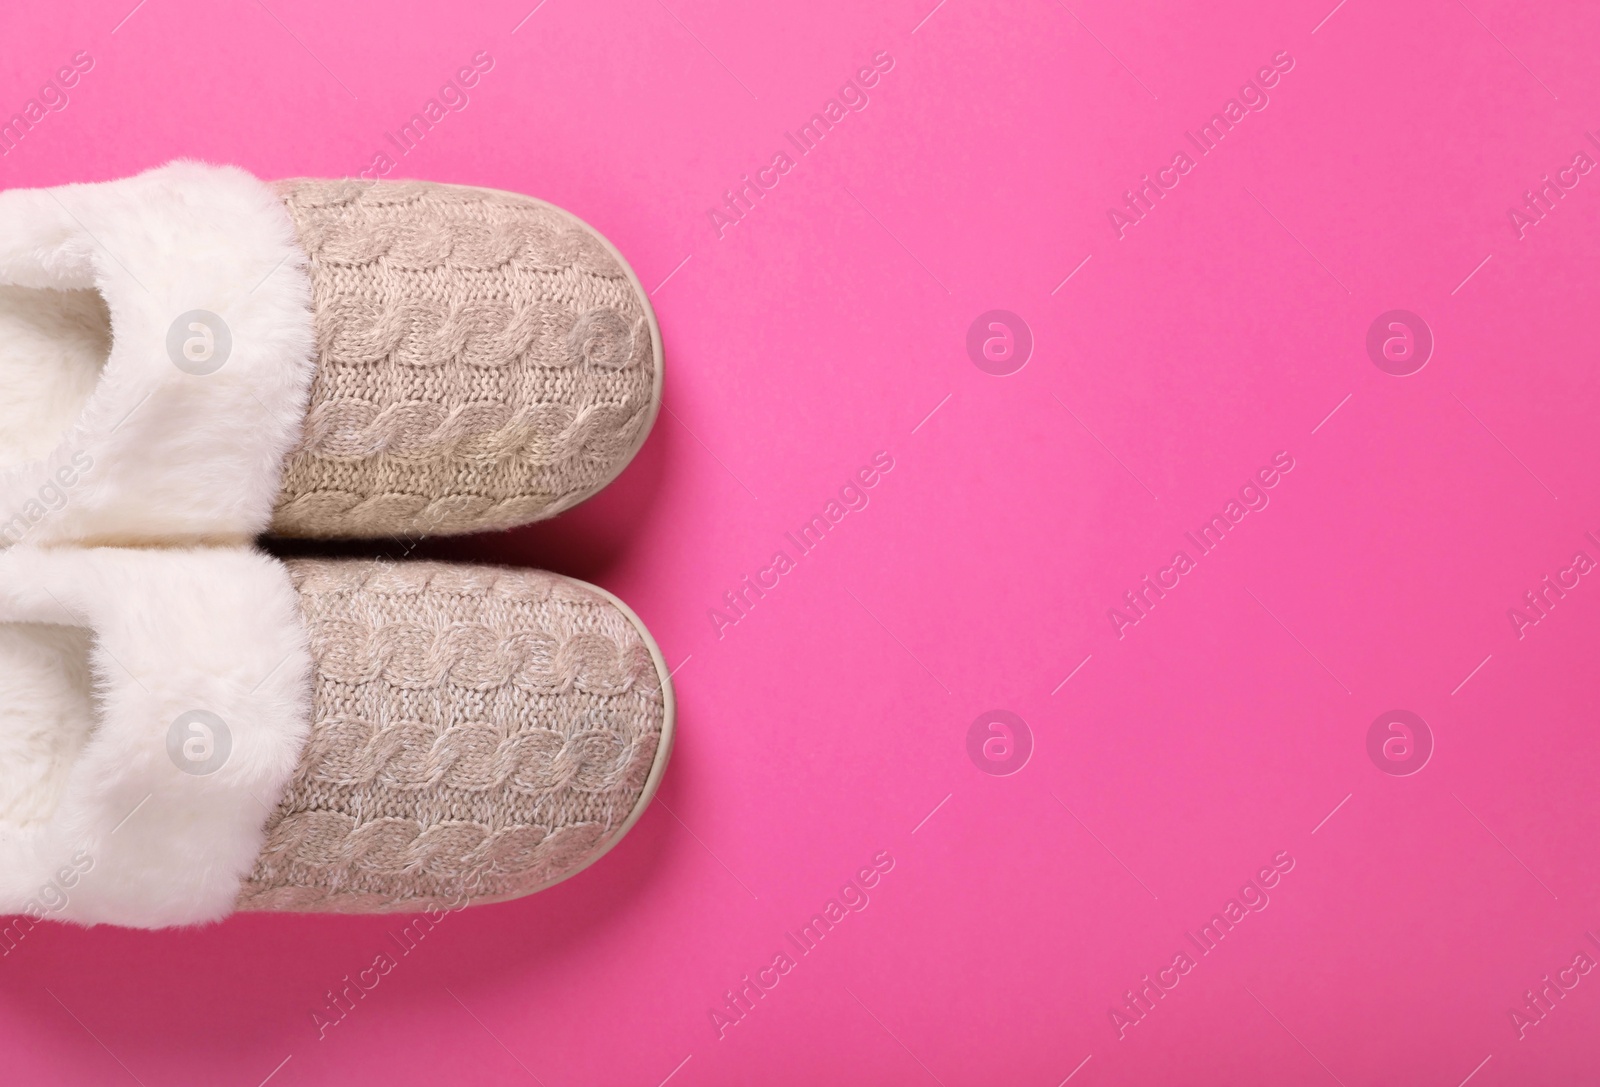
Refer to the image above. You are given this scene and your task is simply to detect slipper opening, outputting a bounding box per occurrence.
[0,284,110,469]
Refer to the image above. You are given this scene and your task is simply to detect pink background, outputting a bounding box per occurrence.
[3,0,1600,1083]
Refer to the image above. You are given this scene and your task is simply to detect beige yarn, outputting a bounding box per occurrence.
[236,559,668,913]
[269,179,661,539]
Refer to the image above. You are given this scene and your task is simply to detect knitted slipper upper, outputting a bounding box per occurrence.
[238,558,671,913]
[270,179,663,539]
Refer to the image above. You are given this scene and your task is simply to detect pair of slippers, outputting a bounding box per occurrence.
[0,163,673,930]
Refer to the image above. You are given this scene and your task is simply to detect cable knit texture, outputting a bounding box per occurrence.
[236,559,667,913]
[269,179,660,538]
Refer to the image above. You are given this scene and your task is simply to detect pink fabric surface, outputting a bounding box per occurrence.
[3,0,1599,1083]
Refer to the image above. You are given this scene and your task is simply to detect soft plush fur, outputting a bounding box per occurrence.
[0,161,315,547]
[0,546,312,928]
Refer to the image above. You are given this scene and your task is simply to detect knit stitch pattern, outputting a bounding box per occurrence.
[236,559,667,913]
[269,179,660,538]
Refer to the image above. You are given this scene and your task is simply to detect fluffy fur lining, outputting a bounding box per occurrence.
[0,546,312,928]
[0,161,315,548]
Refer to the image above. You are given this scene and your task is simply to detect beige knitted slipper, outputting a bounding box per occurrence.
[0,546,673,928]
[0,161,662,548]
[271,177,664,538]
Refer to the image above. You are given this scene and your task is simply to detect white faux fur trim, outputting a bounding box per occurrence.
[0,161,315,548]
[0,546,312,928]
